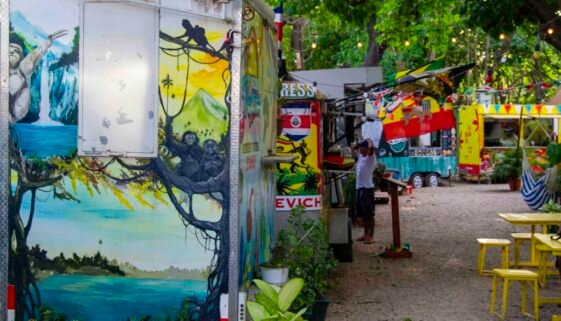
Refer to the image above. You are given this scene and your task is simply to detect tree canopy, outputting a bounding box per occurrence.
[267,0,561,102]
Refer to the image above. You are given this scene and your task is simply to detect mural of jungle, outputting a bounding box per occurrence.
[8,1,232,320]
[238,3,277,288]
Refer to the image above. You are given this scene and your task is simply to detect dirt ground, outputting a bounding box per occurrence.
[326,181,561,321]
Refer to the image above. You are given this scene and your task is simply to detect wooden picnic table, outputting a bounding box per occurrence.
[498,213,561,264]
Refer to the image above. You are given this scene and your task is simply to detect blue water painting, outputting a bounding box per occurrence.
[11,124,77,159]
[39,275,207,321]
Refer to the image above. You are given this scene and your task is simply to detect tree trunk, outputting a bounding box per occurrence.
[291,18,306,70]
[363,14,386,67]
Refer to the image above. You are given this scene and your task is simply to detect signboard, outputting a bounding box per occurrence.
[276,195,321,211]
[275,100,322,211]
[280,82,316,100]
[458,105,483,175]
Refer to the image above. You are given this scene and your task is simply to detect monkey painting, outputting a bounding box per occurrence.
[201,139,225,177]
[176,19,216,52]
[191,139,225,182]
[165,119,203,178]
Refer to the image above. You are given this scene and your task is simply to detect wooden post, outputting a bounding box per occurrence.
[381,177,412,258]
[389,183,401,248]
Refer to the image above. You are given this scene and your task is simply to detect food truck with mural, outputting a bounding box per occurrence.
[1,0,279,320]
[374,94,458,188]
[354,63,474,188]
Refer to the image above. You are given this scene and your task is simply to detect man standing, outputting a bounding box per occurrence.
[354,139,377,244]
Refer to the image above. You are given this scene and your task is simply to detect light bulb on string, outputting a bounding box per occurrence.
[404,40,411,47]
[548,27,554,35]
[311,42,317,49]
[357,41,363,48]
[499,33,505,40]
[451,37,457,43]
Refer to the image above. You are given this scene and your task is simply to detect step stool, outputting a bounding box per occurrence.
[490,268,539,321]
[477,238,511,276]
[511,232,531,267]
[552,315,561,321]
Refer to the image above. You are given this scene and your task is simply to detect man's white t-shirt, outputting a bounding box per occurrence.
[355,153,377,189]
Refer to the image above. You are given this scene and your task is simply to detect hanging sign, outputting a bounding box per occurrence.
[280,82,317,99]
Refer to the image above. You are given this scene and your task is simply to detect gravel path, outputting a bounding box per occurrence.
[326,181,561,321]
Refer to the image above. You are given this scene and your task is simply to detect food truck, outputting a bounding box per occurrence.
[458,103,561,180]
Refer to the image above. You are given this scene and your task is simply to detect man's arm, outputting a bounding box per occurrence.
[365,138,376,156]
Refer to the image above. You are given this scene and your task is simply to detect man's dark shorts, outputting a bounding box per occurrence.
[356,187,375,219]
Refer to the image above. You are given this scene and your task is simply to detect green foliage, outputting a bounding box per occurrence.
[461,0,528,38]
[343,174,356,206]
[492,148,522,182]
[247,278,307,321]
[540,200,561,213]
[376,0,463,55]
[275,206,338,311]
[373,163,387,187]
[30,306,68,321]
[547,143,561,166]
[29,244,125,276]
[539,200,561,233]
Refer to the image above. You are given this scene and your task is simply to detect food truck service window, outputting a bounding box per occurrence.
[78,1,159,158]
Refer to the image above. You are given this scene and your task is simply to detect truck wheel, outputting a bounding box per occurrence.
[425,173,440,187]
[410,173,424,189]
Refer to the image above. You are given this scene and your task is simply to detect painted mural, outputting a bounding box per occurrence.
[238,2,277,288]
[275,98,322,212]
[8,1,232,320]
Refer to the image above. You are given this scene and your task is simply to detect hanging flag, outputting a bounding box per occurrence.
[273,2,283,61]
[386,56,446,83]
[281,101,311,142]
[382,95,456,140]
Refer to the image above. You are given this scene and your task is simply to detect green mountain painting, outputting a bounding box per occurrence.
[173,89,229,143]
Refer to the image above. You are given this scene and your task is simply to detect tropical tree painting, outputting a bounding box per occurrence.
[8,1,233,320]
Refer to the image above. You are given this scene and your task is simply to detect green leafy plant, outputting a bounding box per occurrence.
[547,143,561,166]
[247,278,307,321]
[492,148,522,183]
[540,200,561,233]
[275,206,338,311]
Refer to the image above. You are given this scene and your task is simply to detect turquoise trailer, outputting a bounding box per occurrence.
[377,128,457,188]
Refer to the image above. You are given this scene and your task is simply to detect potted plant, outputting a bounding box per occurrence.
[247,278,307,321]
[259,244,289,285]
[275,206,338,321]
[492,148,522,191]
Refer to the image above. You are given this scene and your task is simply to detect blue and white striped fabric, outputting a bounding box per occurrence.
[521,168,552,210]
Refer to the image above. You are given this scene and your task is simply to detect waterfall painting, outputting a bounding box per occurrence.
[9,0,79,159]
[9,1,232,320]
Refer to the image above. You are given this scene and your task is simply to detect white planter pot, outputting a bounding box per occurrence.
[260,266,289,285]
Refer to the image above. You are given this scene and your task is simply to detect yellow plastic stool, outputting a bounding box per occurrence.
[477,238,511,275]
[536,244,557,287]
[490,269,539,321]
[552,315,561,321]
[511,232,532,267]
